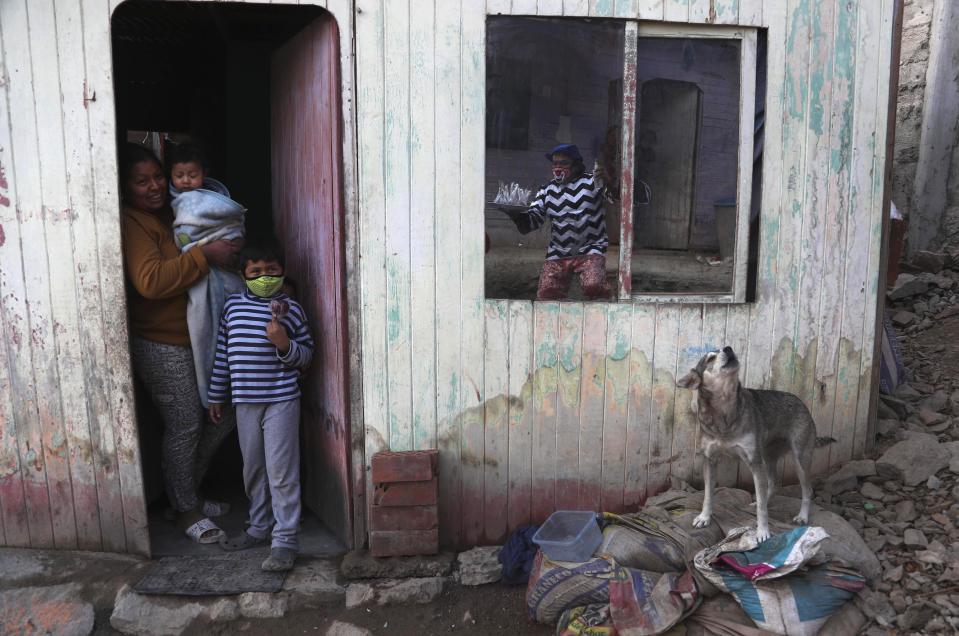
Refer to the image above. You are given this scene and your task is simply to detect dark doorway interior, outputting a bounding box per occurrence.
[112,1,351,556]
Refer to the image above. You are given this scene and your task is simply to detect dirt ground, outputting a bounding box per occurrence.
[186,584,550,636]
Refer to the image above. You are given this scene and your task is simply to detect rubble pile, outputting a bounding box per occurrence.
[826,259,959,634]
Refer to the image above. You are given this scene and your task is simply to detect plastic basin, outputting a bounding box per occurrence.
[532,510,602,563]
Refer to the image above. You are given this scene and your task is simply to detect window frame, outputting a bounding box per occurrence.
[617,22,758,303]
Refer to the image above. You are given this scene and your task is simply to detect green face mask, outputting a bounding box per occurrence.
[246,275,285,298]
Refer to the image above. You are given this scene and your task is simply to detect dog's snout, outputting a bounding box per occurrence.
[722,346,733,355]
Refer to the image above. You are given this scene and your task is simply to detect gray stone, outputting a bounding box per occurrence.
[340,550,454,580]
[904,528,929,548]
[861,482,885,500]
[898,605,935,631]
[879,395,909,419]
[455,546,502,586]
[238,592,287,619]
[0,583,93,636]
[897,383,923,399]
[928,474,943,489]
[877,418,900,436]
[884,565,904,583]
[892,310,917,326]
[876,400,900,421]
[823,471,858,495]
[895,499,918,522]
[921,390,951,413]
[920,407,948,425]
[876,433,951,485]
[344,577,445,608]
[889,273,929,299]
[282,558,345,611]
[110,585,239,636]
[326,621,374,636]
[913,250,947,273]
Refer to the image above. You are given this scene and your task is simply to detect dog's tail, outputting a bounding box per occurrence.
[815,436,837,447]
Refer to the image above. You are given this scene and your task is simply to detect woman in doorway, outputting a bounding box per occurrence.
[119,142,242,543]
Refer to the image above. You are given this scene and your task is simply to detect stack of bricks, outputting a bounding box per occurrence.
[369,449,439,557]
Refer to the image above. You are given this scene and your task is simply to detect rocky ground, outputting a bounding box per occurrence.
[846,257,959,634]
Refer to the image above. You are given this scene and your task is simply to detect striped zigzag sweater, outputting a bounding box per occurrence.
[527,173,608,260]
[208,290,313,404]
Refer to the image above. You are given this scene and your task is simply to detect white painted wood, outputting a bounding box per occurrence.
[555,303,584,511]
[700,305,729,483]
[1,0,57,550]
[733,30,757,303]
[636,0,665,20]
[578,303,607,510]
[564,0,590,16]
[537,0,564,15]
[602,303,631,511]
[410,0,438,451]
[625,304,656,507]
[384,0,413,452]
[672,305,704,484]
[483,301,509,542]
[531,303,559,523]
[511,0,539,15]
[459,0,487,546]
[487,0,512,14]
[738,0,762,26]
[649,304,679,493]
[664,0,689,23]
[591,0,617,18]
[433,0,464,549]
[506,300,533,528]
[618,22,638,300]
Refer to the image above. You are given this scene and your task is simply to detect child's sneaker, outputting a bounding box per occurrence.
[261,547,296,572]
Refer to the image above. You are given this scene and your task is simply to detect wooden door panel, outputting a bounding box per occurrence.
[270,13,351,545]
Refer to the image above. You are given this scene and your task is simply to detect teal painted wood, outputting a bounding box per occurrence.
[555,303,585,511]
[625,304,656,506]
[601,303,632,511]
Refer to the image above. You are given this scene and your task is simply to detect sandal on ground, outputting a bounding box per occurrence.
[183,517,226,544]
[220,531,269,552]
[164,499,231,521]
[261,547,296,572]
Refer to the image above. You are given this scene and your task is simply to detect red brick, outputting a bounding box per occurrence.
[372,477,438,507]
[371,450,438,484]
[370,505,438,531]
[370,529,439,557]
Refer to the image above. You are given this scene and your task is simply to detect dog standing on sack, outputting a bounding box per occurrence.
[677,347,835,542]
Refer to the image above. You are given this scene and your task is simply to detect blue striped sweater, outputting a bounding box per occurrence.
[208,291,313,404]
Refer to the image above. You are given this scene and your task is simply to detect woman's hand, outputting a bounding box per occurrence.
[209,403,223,424]
[201,239,241,268]
[266,318,291,354]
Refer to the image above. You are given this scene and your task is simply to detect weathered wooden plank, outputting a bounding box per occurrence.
[410,0,438,451]
[1,0,56,549]
[733,31,757,302]
[0,45,30,546]
[487,0,512,14]
[384,0,414,452]
[816,0,858,472]
[618,23,638,300]
[83,0,147,555]
[355,0,391,546]
[512,0,538,15]
[590,0,616,18]
[624,304,655,508]
[856,0,896,460]
[700,305,729,485]
[483,301,510,543]
[564,0,589,17]
[738,0,762,26]
[459,0,487,547]
[55,0,113,551]
[601,303,631,512]
[664,0,689,23]
[689,0,738,24]
[531,303,559,523]
[555,303,584,510]
[672,305,704,486]
[434,0,464,548]
[636,0,665,21]
[507,301,534,529]
[793,0,836,480]
[649,304,679,495]
[613,0,639,19]
[537,0,564,15]
[578,304,607,511]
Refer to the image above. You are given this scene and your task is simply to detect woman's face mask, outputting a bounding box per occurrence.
[551,156,574,182]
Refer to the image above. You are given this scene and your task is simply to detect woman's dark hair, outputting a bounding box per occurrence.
[238,240,286,271]
[166,143,209,172]
[118,142,162,189]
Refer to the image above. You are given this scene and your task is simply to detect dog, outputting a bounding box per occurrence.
[676,346,835,541]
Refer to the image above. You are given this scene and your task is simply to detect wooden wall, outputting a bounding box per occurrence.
[0,0,355,556]
[355,0,897,548]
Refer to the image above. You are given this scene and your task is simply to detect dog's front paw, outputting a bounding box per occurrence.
[693,512,712,528]
[792,512,808,525]
[755,525,771,542]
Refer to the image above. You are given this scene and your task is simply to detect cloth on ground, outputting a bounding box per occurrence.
[499,524,540,585]
[170,178,246,406]
[692,526,865,636]
[879,308,906,395]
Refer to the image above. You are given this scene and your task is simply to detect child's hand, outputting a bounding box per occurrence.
[209,403,223,424]
[266,318,291,354]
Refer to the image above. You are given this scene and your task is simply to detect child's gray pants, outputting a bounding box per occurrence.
[235,399,301,550]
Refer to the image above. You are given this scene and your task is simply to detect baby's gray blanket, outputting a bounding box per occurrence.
[171,179,245,406]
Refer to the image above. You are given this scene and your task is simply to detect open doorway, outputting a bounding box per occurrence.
[112,1,352,556]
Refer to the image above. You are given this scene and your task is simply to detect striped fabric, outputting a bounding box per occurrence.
[208,290,313,404]
[527,173,608,260]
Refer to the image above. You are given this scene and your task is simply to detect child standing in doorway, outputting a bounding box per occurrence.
[209,242,313,572]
